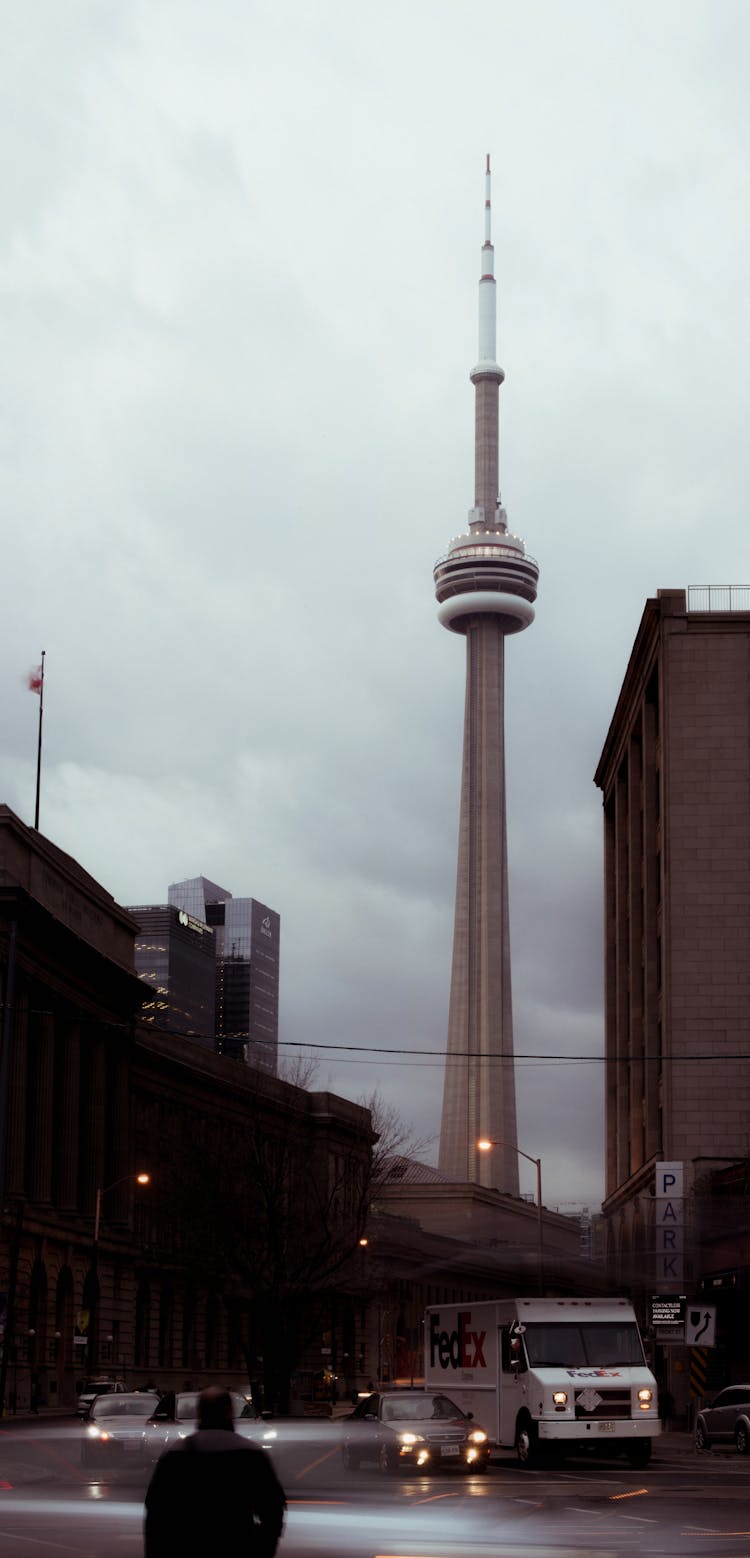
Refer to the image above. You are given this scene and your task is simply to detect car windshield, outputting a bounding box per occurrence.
[522,1322,645,1368]
[176,1394,199,1421]
[92,1395,159,1419]
[382,1395,461,1423]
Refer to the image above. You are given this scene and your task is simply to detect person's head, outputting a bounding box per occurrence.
[197,1386,235,1432]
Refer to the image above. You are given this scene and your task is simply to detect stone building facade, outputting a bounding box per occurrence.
[594,589,750,1393]
[0,806,374,1411]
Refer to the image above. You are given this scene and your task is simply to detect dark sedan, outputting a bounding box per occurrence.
[341,1389,490,1473]
[695,1384,750,1453]
[81,1391,161,1467]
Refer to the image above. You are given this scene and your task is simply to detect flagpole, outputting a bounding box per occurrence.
[34,651,45,831]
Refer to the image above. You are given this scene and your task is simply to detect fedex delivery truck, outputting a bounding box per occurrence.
[425,1297,659,1467]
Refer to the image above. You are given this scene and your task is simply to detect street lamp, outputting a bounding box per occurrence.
[89,1173,151,1376]
[477,1139,544,1295]
[93,1172,150,1247]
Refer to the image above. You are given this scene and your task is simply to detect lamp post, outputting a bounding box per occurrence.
[477,1139,544,1295]
[93,1172,151,1249]
[90,1174,150,1374]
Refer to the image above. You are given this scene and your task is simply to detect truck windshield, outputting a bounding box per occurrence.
[522,1322,645,1368]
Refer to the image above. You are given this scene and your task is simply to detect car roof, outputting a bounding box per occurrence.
[375,1389,439,1398]
[91,1402,159,1414]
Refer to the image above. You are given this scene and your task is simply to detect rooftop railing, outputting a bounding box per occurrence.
[688,586,750,613]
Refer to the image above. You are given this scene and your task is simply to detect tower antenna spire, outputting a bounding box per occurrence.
[476,152,499,371]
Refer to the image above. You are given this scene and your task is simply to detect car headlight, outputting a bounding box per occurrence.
[86,1426,102,1439]
[638,1388,653,1410]
[398,1432,425,1446]
[468,1429,487,1444]
[553,1391,568,1407]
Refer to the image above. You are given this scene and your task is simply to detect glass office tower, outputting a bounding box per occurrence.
[131,904,216,1046]
[167,877,280,1074]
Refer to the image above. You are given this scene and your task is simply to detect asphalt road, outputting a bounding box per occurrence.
[0,1418,748,1557]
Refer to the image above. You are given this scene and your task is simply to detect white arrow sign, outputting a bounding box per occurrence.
[685,1305,716,1348]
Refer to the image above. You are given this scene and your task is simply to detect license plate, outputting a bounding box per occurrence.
[441,1444,460,1457]
[597,1422,616,1433]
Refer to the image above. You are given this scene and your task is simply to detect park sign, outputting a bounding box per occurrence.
[654,1161,684,1284]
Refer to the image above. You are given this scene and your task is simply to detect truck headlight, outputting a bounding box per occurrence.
[638,1388,653,1410]
[468,1429,487,1444]
[553,1391,568,1407]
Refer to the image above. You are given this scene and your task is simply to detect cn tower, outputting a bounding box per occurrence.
[435,157,539,1195]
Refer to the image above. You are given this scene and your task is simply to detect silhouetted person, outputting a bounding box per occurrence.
[144,1385,285,1558]
[658,1385,674,1430]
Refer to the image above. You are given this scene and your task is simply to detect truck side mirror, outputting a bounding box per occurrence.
[509,1335,525,1372]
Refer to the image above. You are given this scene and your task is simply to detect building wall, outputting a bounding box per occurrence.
[0,809,370,1410]
[664,622,750,1165]
[595,590,750,1299]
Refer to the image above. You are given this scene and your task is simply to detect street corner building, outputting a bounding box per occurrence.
[0,806,373,1411]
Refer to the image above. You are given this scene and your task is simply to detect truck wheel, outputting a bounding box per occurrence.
[515,1418,541,1469]
[625,1440,651,1469]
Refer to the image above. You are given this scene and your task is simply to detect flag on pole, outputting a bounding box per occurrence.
[29,652,45,829]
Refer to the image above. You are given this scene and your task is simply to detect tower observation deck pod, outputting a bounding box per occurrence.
[434,155,539,635]
[434,157,539,1198]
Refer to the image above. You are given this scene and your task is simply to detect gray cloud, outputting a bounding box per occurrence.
[3,0,750,1208]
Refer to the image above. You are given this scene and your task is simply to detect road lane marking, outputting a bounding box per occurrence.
[294,1444,340,1478]
[681,1529,750,1538]
[0,1532,82,1552]
[412,1492,463,1505]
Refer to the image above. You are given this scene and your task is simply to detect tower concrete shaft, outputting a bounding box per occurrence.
[434,157,538,1194]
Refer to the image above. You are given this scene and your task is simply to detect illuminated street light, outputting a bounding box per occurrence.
[477,1139,544,1294]
[94,1172,151,1247]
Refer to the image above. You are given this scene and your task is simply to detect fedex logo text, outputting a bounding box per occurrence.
[565,1369,622,1379]
[429,1311,487,1371]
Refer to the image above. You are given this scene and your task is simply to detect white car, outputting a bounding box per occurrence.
[142,1390,273,1462]
[76,1378,129,1418]
[81,1391,161,1467]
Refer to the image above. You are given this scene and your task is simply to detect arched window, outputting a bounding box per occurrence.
[205,1292,220,1370]
[28,1259,48,1369]
[55,1267,74,1370]
[135,1281,151,1370]
[82,1268,100,1372]
[182,1287,196,1370]
[158,1285,174,1369]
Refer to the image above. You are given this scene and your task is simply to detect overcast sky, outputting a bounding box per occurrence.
[3,1,750,1208]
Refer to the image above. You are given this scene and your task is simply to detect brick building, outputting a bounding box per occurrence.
[594,588,750,1388]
